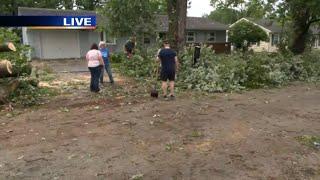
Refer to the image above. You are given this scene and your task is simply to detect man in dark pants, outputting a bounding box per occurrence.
[157,40,179,100]
[124,36,136,59]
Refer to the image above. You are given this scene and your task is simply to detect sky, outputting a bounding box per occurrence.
[187,0,214,17]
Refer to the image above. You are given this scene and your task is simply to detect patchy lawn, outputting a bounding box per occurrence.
[0,69,320,179]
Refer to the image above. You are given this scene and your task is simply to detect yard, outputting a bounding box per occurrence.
[0,63,320,179]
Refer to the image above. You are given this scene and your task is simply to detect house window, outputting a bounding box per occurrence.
[271,33,280,46]
[158,32,167,40]
[103,31,116,45]
[207,32,215,42]
[144,37,151,44]
[186,32,195,43]
[106,37,116,45]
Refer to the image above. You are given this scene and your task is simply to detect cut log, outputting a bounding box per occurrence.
[0,42,16,52]
[0,60,13,77]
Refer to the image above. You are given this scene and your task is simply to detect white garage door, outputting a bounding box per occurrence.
[40,30,80,59]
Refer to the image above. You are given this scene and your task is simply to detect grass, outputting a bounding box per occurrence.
[296,135,320,149]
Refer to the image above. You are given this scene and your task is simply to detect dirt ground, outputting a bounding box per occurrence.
[0,71,320,180]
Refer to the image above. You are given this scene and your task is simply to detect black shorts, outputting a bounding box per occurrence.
[161,70,175,81]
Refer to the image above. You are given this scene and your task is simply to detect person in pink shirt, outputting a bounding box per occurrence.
[86,43,104,92]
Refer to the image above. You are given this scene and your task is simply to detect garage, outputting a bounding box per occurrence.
[39,30,80,59]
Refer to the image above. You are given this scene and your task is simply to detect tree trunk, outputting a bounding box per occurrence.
[0,60,13,77]
[0,42,16,52]
[290,29,309,54]
[0,78,19,104]
[177,0,187,53]
[167,0,178,51]
[167,0,187,54]
[288,6,311,55]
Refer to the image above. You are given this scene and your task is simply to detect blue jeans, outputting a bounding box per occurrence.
[88,66,102,92]
[100,64,114,83]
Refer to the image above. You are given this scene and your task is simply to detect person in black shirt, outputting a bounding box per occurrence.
[124,36,136,58]
[157,40,179,100]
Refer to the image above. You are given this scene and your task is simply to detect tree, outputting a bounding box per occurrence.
[0,0,76,15]
[228,20,268,51]
[76,0,105,10]
[285,0,320,54]
[0,0,57,15]
[102,0,157,49]
[208,7,240,24]
[166,0,188,53]
[208,0,273,26]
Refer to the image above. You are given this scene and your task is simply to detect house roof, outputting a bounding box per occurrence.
[157,15,228,31]
[18,7,228,31]
[250,18,282,33]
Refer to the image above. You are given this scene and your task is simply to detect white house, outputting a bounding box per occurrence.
[229,18,282,52]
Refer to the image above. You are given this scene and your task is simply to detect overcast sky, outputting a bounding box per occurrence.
[187,0,214,17]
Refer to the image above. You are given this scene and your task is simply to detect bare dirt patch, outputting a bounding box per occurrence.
[1,72,320,179]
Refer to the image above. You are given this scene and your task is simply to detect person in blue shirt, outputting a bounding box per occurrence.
[157,40,179,100]
[99,41,114,84]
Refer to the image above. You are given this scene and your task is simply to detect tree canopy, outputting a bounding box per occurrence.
[101,0,157,38]
[0,0,107,15]
[208,0,277,24]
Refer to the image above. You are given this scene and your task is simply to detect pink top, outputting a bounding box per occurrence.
[86,49,102,67]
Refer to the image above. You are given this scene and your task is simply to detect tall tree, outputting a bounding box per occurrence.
[286,0,320,54]
[102,0,157,48]
[208,7,240,24]
[76,0,105,10]
[166,0,187,53]
[210,0,274,21]
[0,0,76,15]
[0,0,59,15]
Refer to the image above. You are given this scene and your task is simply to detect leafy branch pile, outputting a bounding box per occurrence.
[117,48,158,80]
[177,47,320,92]
[115,45,320,93]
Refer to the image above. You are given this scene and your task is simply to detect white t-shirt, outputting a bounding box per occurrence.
[86,49,102,67]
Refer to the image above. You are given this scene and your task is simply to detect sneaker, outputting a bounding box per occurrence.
[163,95,168,100]
[169,95,175,100]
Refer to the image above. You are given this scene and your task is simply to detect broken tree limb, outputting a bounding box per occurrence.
[0,42,16,52]
[0,60,13,77]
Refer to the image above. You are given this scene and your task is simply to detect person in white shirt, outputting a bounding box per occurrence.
[86,43,104,92]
